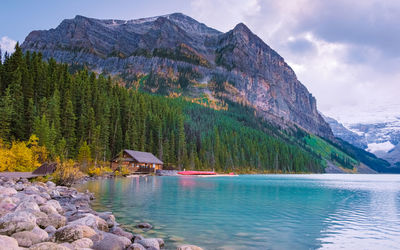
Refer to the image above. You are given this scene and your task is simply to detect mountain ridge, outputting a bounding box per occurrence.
[21,13,334,140]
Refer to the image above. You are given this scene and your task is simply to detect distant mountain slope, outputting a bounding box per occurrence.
[325,115,400,170]
[323,115,367,149]
[21,13,333,140]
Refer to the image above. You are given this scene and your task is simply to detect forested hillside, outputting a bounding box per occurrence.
[0,44,327,173]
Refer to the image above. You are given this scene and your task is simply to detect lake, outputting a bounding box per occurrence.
[78,174,400,249]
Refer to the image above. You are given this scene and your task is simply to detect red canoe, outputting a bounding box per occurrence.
[178,171,217,175]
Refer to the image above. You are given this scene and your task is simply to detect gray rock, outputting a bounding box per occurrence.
[92,232,131,250]
[31,226,49,241]
[55,224,96,242]
[0,210,36,235]
[0,197,17,217]
[127,243,146,250]
[46,200,63,214]
[155,238,165,248]
[136,223,152,230]
[46,181,56,189]
[71,237,93,248]
[24,186,40,195]
[58,242,74,249]
[68,214,108,232]
[50,190,60,199]
[133,234,144,243]
[0,235,19,250]
[29,242,71,250]
[0,187,17,196]
[44,225,56,235]
[98,212,116,228]
[176,245,204,250]
[110,226,133,240]
[137,239,160,250]
[11,231,43,247]
[14,183,25,191]
[15,201,41,213]
[40,204,58,215]
[38,213,66,229]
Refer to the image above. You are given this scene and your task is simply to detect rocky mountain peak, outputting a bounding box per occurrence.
[21,13,334,139]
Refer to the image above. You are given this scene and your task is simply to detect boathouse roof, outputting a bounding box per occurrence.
[121,150,163,165]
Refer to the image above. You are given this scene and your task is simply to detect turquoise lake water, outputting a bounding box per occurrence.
[78,175,400,249]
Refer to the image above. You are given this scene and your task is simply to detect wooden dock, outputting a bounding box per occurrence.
[0,172,41,179]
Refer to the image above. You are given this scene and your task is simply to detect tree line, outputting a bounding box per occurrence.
[0,44,323,173]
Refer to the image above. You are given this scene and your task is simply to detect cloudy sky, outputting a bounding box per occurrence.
[1,0,399,124]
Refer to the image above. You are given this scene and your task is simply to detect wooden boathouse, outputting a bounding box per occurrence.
[111,149,163,174]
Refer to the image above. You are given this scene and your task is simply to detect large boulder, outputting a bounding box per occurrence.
[24,186,40,195]
[92,232,131,250]
[55,224,96,242]
[176,245,204,250]
[37,213,66,229]
[68,214,108,232]
[0,211,36,235]
[46,200,63,214]
[0,235,19,250]
[0,187,17,196]
[97,212,116,228]
[46,181,56,189]
[137,238,160,250]
[110,226,133,240]
[15,201,41,213]
[29,242,70,250]
[11,231,43,247]
[40,204,58,215]
[0,197,17,217]
[71,237,93,249]
[127,243,146,250]
[31,226,49,241]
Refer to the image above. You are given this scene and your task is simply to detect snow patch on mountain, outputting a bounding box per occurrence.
[367,141,395,153]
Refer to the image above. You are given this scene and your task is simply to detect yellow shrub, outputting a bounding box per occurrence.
[52,159,84,186]
[0,135,48,172]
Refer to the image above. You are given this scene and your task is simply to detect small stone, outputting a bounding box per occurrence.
[177,245,204,250]
[133,234,144,243]
[46,181,56,189]
[71,237,93,248]
[127,243,146,250]
[136,222,152,231]
[31,226,49,241]
[137,238,160,250]
[44,225,56,235]
[0,235,19,250]
[55,224,96,242]
[29,242,71,250]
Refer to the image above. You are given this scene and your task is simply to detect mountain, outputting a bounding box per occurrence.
[21,13,333,140]
[325,115,400,169]
[323,115,368,149]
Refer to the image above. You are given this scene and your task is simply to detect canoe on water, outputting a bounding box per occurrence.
[178,171,217,175]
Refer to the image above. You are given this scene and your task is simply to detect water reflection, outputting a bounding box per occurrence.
[77,175,400,250]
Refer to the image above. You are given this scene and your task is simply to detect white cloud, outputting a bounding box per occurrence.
[0,36,17,54]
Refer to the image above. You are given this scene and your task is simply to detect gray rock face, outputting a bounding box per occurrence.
[21,13,334,139]
[29,242,70,250]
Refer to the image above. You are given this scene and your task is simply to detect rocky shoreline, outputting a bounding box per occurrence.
[0,176,202,250]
